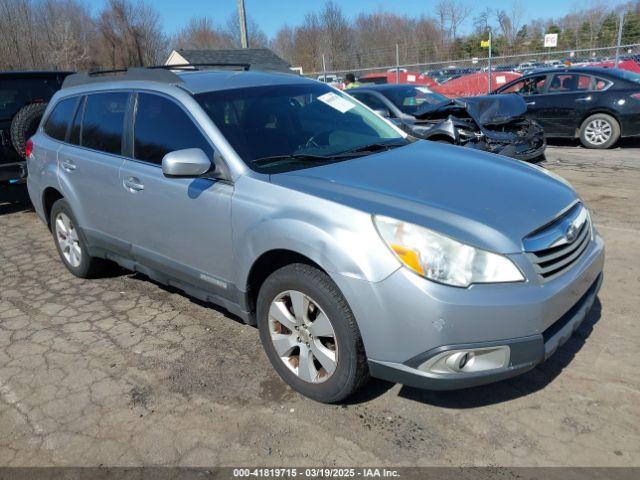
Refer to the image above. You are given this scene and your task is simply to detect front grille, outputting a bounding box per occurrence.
[524,205,592,282]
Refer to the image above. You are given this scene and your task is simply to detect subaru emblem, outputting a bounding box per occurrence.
[565,224,578,242]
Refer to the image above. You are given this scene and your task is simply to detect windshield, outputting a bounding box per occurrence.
[195,83,406,173]
[380,86,448,115]
[0,77,64,121]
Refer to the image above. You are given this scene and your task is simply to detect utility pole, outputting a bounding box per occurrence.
[395,43,400,84]
[615,12,625,68]
[322,54,327,83]
[237,0,249,49]
[487,30,492,93]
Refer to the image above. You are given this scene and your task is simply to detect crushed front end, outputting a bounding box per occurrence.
[412,95,547,162]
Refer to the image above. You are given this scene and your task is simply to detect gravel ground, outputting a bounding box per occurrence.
[0,141,639,467]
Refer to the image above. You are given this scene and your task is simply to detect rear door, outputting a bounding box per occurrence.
[119,91,234,295]
[57,91,132,254]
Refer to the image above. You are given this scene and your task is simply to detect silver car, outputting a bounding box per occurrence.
[27,67,604,403]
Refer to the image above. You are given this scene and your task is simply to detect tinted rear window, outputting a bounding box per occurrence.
[44,97,77,141]
[133,93,213,165]
[0,76,64,121]
[81,92,128,155]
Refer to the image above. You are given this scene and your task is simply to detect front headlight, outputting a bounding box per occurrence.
[374,216,524,287]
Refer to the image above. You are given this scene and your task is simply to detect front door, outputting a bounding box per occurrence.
[119,92,235,296]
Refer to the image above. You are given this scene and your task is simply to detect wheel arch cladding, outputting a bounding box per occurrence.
[246,249,326,320]
[42,187,64,228]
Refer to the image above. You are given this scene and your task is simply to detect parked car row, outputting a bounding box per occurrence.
[26,66,604,402]
[348,66,640,151]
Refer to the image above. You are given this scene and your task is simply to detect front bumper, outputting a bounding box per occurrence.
[483,121,547,162]
[368,273,602,390]
[332,232,604,391]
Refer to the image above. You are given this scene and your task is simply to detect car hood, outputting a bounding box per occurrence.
[414,95,527,126]
[270,141,578,253]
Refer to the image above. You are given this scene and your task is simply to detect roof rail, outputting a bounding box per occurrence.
[62,67,183,89]
[153,63,251,71]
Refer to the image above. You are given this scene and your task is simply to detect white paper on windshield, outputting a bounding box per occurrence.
[318,92,356,113]
[407,74,416,82]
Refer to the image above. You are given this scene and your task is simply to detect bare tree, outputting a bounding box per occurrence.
[496,1,525,49]
[224,13,268,48]
[174,17,233,50]
[318,1,351,70]
[271,25,296,63]
[97,0,167,68]
[435,0,472,57]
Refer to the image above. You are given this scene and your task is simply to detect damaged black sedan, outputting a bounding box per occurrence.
[348,84,546,161]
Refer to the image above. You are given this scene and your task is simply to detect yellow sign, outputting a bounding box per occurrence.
[480,40,490,48]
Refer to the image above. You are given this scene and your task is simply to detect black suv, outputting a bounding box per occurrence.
[1,71,71,185]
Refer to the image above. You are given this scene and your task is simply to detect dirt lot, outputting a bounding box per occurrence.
[1,141,639,467]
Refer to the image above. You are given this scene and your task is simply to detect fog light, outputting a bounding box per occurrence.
[419,346,510,375]
[458,352,472,369]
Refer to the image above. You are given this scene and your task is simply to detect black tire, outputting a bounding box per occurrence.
[257,263,369,403]
[50,198,108,278]
[10,102,47,159]
[579,113,620,149]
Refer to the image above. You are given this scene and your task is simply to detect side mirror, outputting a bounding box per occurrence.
[374,108,391,118]
[161,148,212,178]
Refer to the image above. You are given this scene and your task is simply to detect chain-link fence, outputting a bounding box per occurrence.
[306,11,640,94]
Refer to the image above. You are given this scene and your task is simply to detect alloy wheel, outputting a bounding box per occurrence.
[55,212,82,268]
[584,119,612,146]
[268,290,338,384]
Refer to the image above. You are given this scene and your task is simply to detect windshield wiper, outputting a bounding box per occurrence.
[340,141,406,155]
[252,153,353,166]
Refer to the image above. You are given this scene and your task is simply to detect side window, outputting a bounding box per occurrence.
[44,97,77,141]
[351,93,392,115]
[595,78,611,91]
[133,93,213,165]
[502,75,547,95]
[548,74,591,93]
[81,92,129,155]
[69,96,85,146]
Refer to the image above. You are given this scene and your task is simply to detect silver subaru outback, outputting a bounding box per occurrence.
[26,67,604,403]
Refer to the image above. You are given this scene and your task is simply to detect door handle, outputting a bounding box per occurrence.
[526,101,536,106]
[61,160,76,171]
[575,96,592,102]
[124,177,144,192]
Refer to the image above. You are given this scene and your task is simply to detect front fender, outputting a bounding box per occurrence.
[231,177,401,290]
[416,118,459,142]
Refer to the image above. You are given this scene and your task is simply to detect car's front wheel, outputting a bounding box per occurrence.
[579,113,620,149]
[257,263,369,403]
[50,199,108,278]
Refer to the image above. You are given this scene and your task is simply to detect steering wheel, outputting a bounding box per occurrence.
[303,131,331,150]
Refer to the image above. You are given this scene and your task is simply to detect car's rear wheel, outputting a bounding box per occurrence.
[257,263,369,403]
[579,113,620,149]
[50,199,108,278]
